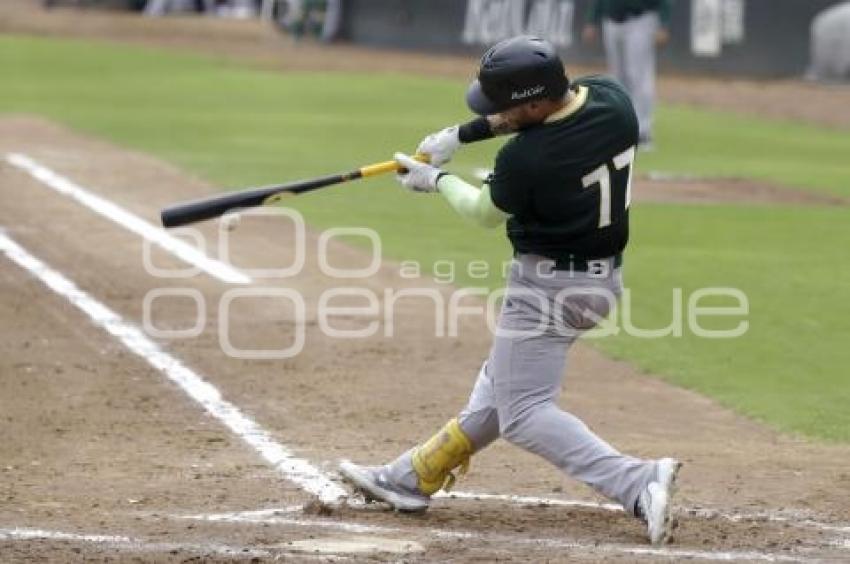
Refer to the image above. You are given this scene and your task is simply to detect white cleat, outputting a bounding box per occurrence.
[339,460,430,513]
[637,458,682,545]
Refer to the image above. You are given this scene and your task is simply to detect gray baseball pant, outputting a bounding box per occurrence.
[603,12,660,141]
[388,255,657,513]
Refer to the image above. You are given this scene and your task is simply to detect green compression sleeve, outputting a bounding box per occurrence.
[436,174,510,229]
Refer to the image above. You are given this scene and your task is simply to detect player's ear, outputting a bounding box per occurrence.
[527,101,547,121]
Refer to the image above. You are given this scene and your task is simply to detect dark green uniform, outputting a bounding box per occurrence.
[489,76,638,262]
[588,0,672,26]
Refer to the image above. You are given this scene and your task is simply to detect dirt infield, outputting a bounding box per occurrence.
[635,174,847,206]
[2,116,850,561]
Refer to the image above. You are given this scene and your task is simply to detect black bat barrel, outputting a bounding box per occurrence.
[160,173,353,228]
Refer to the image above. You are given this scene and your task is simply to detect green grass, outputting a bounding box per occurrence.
[611,204,850,440]
[2,35,849,440]
[643,108,850,198]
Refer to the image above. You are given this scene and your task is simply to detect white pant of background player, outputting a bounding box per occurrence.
[602,11,661,143]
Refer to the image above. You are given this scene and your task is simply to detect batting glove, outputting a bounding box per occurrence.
[394,152,444,193]
[416,125,461,166]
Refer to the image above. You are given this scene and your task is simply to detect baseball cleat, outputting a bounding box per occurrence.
[636,457,682,545]
[339,460,430,513]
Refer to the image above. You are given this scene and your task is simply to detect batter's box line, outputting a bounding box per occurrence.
[444,490,850,536]
[440,489,850,537]
[172,490,850,542]
[0,525,429,559]
[0,527,273,560]
[159,510,825,563]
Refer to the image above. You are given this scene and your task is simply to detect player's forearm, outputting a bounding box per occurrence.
[436,175,509,229]
[457,115,516,144]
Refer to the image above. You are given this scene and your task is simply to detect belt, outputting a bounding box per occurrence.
[552,254,623,272]
[608,9,649,23]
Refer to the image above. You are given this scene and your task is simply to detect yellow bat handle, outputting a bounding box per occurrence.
[359,153,430,178]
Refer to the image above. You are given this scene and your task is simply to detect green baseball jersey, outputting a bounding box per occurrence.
[488,75,639,262]
[588,0,672,26]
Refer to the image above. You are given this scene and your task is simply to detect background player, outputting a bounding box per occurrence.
[340,36,681,545]
[582,0,672,148]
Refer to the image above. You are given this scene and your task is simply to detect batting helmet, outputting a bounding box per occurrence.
[466,36,570,116]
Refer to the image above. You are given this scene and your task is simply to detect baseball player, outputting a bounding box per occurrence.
[340,36,681,545]
[582,0,672,148]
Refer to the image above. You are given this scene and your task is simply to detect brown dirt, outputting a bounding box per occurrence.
[635,174,848,206]
[1,116,849,561]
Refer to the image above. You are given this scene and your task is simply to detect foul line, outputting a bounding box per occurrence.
[5,153,251,285]
[0,232,344,503]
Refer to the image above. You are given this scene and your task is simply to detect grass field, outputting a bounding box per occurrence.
[3,35,849,440]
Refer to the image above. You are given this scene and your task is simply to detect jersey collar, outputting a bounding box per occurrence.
[544,85,589,124]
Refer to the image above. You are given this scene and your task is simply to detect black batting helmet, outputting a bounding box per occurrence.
[466,36,569,115]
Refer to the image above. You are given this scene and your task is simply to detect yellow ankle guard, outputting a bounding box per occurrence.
[411,418,473,495]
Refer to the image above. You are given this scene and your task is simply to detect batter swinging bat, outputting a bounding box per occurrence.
[160,156,425,228]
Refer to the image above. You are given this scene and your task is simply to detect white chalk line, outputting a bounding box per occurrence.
[0,527,268,558]
[182,493,850,553]
[2,228,844,557]
[1,155,844,559]
[685,507,850,539]
[7,521,816,563]
[5,153,251,285]
[1,529,128,544]
[0,527,351,560]
[438,490,624,511]
[806,521,850,534]
[0,232,344,503]
[168,510,820,563]
[441,490,850,539]
[176,510,400,535]
[2,230,840,562]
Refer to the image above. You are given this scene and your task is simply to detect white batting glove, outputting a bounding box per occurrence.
[416,125,461,166]
[394,152,443,193]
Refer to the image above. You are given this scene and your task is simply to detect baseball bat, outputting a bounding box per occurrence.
[160,156,422,228]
